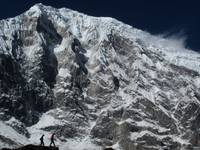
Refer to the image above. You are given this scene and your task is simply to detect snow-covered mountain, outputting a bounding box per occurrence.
[1,3,200,150]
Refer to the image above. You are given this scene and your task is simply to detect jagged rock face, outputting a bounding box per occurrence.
[0,6,59,125]
[1,3,200,150]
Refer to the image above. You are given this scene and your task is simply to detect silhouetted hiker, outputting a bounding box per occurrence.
[40,134,45,146]
[50,133,56,147]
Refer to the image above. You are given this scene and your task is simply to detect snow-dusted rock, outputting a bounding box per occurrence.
[0,3,200,150]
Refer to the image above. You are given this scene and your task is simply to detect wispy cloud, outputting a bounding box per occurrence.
[140,28,189,52]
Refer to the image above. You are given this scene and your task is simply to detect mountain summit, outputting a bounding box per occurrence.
[0,3,200,150]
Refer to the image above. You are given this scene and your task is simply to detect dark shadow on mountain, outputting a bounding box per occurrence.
[70,38,90,93]
[71,38,88,75]
[36,14,62,88]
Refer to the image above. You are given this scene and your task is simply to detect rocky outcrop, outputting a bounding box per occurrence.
[1,145,59,150]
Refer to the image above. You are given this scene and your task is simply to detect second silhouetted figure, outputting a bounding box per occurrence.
[50,133,56,147]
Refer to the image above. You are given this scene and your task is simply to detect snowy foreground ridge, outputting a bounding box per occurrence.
[1,3,200,150]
